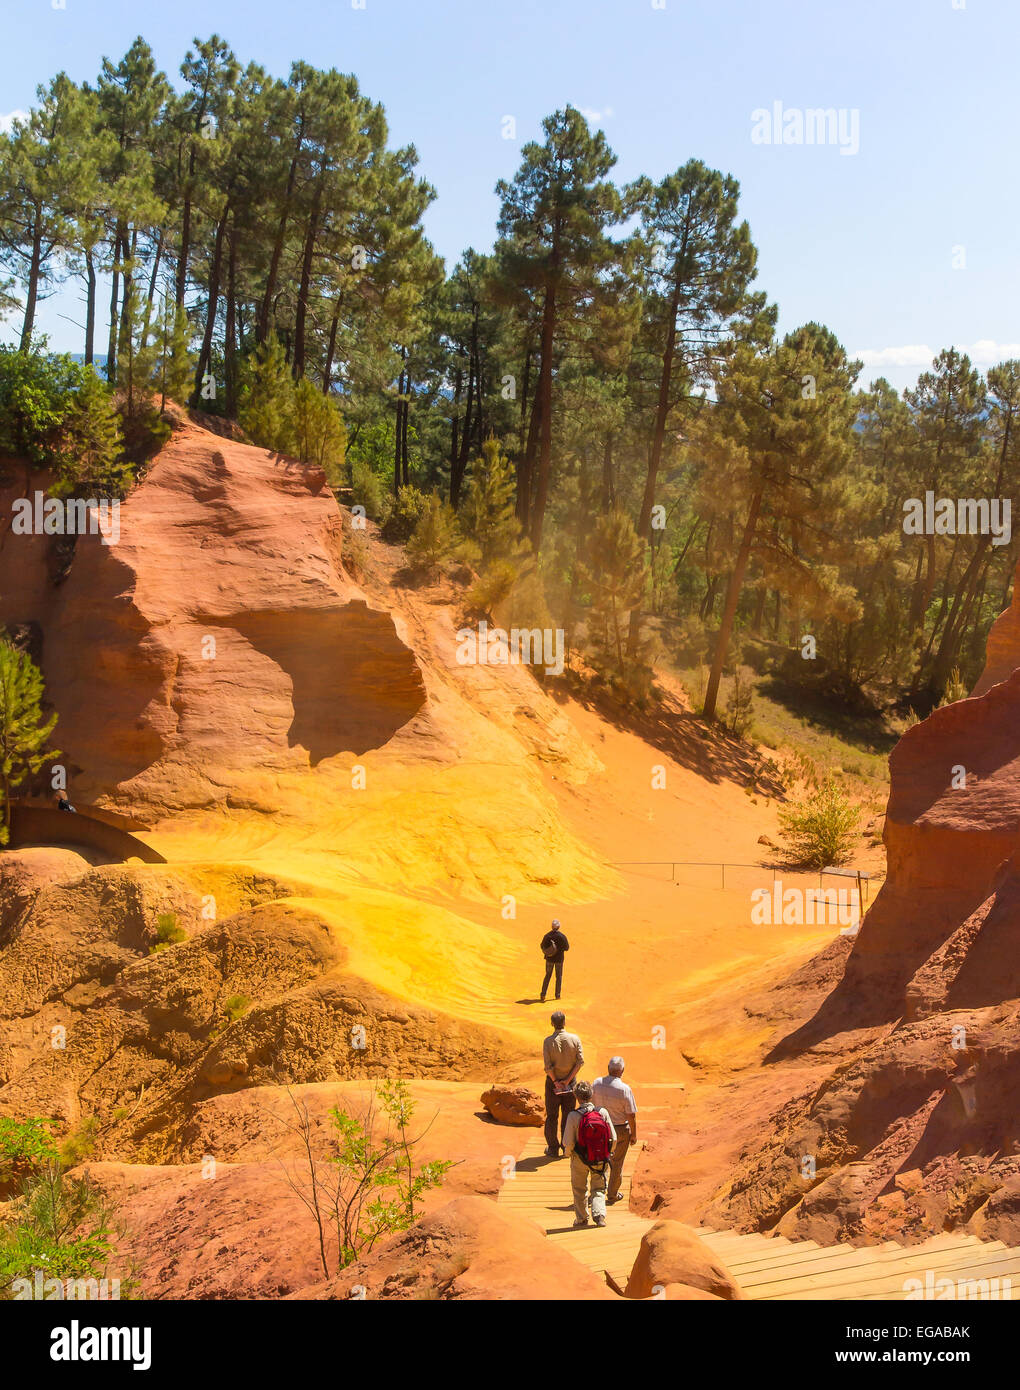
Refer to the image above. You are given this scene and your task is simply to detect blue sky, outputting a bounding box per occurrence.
[2,0,1018,391]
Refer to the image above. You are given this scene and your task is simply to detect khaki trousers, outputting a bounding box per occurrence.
[570,1152,608,1222]
[607,1124,631,1201]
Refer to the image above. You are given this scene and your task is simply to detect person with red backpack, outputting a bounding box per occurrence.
[562,1079,617,1228]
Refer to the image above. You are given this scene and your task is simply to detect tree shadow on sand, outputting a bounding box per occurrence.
[548,675,785,794]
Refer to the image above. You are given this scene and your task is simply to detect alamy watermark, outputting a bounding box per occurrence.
[751,880,861,931]
[455,619,564,677]
[751,101,860,156]
[903,1271,1011,1300]
[12,1272,120,1300]
[11,491,120,545]
[902,492,1011,546]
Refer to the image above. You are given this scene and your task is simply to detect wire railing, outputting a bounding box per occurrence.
[613,859,872,903]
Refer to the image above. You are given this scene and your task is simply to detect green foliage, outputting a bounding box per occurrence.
[0,348,130,496]
[150,911,186,952]
[0,1117,59,1191]
[582,507,654,697]
[778,775,861,868]
[458,437,528,569]
[0,1117,122,1299]
[290,377,347,486]
[381,485,427,543]
[239,337,296,454]
[283,1080,452,1279]
[240,338,347,484]
[348,454,390,524]
[466,559,518,617]
[0,640,59,843]
[406,491,459,569]
[50,369,130,498]
[223,994,250,1022]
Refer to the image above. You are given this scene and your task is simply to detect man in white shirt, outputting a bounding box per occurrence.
[592,1056,637,1205]
[562,1079,617,1227]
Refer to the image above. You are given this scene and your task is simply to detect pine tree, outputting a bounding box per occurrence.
[407,492,459,569]
[50,368,127,498]
[0,641,59,842]
[495,107,623,549]
[458,436,528,569]
[691,325,860,721]
[291,376,347,484]
[240,335,296,454]
[582,507,651,693]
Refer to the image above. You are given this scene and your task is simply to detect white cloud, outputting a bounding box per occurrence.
[0,110,28,134]
[578,105,614,125]
[854,340,1020,369]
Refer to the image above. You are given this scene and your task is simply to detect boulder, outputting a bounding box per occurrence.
[624,1219,743,1300]
[480,1084,544,1127]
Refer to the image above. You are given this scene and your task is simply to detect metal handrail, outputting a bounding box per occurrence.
[613,859,871,901]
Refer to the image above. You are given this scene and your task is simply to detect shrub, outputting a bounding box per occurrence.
[50,369,130,498]
[223,994,250,1022]
[0,348,129,494]
[381,486,427,543]
[778,775,860,868]
[151,911,186,952]
[290,376,347,486]
[466,558,518,616]
[280,1080,452,1279]
[349,456,389,523]
[0,640,59,844]
[0,1117,122,1300]
[407,492,459,569]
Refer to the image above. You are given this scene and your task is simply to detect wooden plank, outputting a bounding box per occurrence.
[757,1242,1019,1300]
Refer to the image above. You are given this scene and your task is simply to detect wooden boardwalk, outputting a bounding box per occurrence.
[497,1132,1019,1299]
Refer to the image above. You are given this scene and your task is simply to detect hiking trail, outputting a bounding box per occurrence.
[497,1133,1020,1299]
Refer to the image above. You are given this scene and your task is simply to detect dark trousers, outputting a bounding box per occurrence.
[541,958,563,999]
[544,1075,576,1151]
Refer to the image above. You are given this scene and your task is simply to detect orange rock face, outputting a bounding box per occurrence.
[705,569,1020,1246]
[0,418,425,813]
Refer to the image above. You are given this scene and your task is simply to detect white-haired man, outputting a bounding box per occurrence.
[592,1057,637,1204]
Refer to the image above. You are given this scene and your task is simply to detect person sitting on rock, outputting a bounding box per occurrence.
[592,1056,637,1205]
[55,791,77,814]
[562,1079,616,1228]
[543,1010,583,1157]
[539,918,569,1001]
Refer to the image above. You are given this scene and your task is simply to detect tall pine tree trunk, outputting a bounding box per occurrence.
[224,221,238,417]
[293,191,320,379]
[703,489,763,721]
[193,206,229,404]
[528,282,557,551]
[84,247,97,365]
[106,225,125,381]
[19,213,43,350]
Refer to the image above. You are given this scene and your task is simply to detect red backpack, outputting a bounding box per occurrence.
[575,1107,612,1167]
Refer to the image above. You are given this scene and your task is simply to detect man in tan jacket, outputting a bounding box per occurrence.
[542,1010,583,1156]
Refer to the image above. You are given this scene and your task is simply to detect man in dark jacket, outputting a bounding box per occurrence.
[539,918,569,1001]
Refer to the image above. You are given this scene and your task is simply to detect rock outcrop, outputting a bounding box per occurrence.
[705,568,1020,1246]
[0,415,426,813]
[0,849,525,1150]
